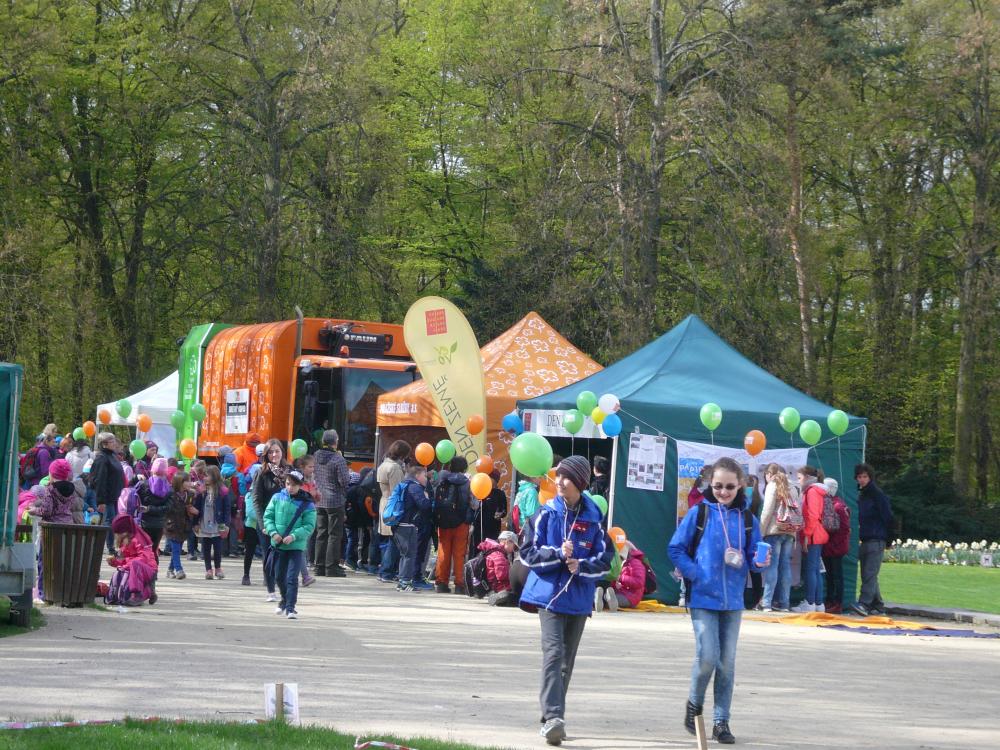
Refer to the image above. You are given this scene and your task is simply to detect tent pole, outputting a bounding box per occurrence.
[373,427,381,467]
[608,435,620,526]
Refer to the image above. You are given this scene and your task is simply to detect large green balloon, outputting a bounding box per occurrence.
[700,402,722,431]
[576,391,598,416]
[435,439,456,464]
[509,432,554,477]
[779,407,801,433]
[290,438,308,458]
[827,409,849,437]
[563,409,585,435]
[170,410,186,431]
[799,419,822,446]
[116,399,132,419]
[129,438,147,460]
[590,494,608,518]
[190,402,207,422]
[72,427,86,441]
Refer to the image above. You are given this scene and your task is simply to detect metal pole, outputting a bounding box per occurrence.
[294,306,304,358]
[607,435,620,527]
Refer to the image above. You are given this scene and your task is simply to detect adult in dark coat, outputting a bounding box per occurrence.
[851,463,894,616]
[89,432,125,554]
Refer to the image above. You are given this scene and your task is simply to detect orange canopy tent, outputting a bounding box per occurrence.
[376,312,602,494]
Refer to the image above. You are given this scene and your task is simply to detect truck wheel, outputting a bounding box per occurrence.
[9,590,32,627]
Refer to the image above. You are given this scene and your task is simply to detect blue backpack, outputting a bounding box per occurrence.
[382,479,412,527]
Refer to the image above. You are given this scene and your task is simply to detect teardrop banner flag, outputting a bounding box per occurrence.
[403,297,487,463]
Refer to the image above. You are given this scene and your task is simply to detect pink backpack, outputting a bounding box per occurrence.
[117,485,143,523]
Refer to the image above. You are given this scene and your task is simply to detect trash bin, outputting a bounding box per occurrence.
[40,522,106,607]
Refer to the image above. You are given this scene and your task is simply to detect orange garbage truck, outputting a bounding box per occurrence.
[179,318,416,466]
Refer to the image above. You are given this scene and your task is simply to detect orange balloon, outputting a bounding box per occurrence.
[476,455,494,474]
[541,475,557,495]
[136,413,153,433]
[179,438,197,459]
[470,472,493,500]
[539,489,555,504]
[83,421,97,438]
[744,429,767,457]
[609,526,627,550]
[98,409,112,425]
[466,414,485,436]
[414,442,435,466]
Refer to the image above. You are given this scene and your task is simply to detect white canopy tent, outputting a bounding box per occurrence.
[96,371,179,458]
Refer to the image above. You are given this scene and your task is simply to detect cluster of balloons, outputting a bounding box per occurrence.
[777,406,850,446]
[560,391,623,438]
[70,422,97,442]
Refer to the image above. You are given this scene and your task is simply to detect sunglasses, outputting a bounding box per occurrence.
[712,483,739,492]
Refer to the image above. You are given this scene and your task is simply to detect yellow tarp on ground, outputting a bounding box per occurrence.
[629,601,934,630]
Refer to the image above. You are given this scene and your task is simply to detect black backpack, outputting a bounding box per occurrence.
[464,551,490,598]
[434,480,468,530]
[346,468,379,527]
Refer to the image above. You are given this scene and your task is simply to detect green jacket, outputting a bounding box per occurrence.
[263,489,317,551]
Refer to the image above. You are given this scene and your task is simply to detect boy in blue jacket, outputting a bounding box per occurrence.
[519,455,610,746]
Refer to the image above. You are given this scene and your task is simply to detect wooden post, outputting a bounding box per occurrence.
[275,683,285,723]
[694,715,709,750]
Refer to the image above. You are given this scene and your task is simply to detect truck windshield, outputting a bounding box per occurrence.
[341,369,414,458]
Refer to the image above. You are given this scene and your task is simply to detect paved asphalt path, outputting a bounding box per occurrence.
[2,561,998,749]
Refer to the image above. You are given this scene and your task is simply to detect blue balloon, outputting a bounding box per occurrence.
[502,412,524,435]
[602,412,623,437]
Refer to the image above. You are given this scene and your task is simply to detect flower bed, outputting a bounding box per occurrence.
[885,539,1000,566]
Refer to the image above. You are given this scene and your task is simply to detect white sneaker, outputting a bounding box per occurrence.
[791,602,814,613]
[593,589,604,613]
[815,603,826,613]
[274,606,285,615]
[265,593,278,602]
[604,588,619,613]
[541,718,566,746]
[286,610,298,620]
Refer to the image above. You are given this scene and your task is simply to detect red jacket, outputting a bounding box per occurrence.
[478,539,512,592]
[801,484,830,546]
[822,498,851,557]
[614,546,647,608]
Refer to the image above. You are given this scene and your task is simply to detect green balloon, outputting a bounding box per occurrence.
[700,402,722,431]
[116,399,132,419]
[799,419,822,446]
[827,409,849,437]
[779,407,801,433]
[509,432,554,477]
[576,390,598,416]
[72,427,86,441]
[129,438,147,460]
[435,439,456,464]
[290,438,308,458]
[190,403,207,422]
[170,410,186,431]
[590,494,608,518]
[563,409,585,435]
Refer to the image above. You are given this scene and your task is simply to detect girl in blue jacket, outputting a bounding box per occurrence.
[668,457,770,745]
[519,455,610,746]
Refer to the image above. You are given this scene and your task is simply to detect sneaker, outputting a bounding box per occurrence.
[148,591,158,606]
[166,569,176,579]
[435,582,451,594]
[188,554,198,561]
[850,602,870,617]
[453,583,467,595]
[345,561,358,571]
[684,700,702,735]
[175,570,186,580]
[791,602,814,613]
[815,603,826,613]
[274,605,285,615]
[604,588,618,613]
[396,581,414,592]
[329,568,347,578]
[712,721,736,744]
[265,592,278,603]
[241,575,251,586]
[540,718,566,746]
[205,571,214,580]
[761,606,773,612]
[286,610,298,620]
[593,588,604,613]
[302,574,316,587]
[377,574,398,583]
[214,569,225,579]
[412,580,434,591]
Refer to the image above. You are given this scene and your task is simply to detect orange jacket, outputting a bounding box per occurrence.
[801,484,829,546]
[233,442,259,474]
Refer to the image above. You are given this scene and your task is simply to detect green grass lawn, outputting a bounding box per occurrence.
[0,719,509,749]
[872,563,1000,614]
[0,596,44,638]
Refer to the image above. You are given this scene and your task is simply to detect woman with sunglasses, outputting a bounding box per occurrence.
[669,457,770,745]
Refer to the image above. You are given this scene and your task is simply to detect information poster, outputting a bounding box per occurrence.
[626,432,668,492]
[225,388,250,434]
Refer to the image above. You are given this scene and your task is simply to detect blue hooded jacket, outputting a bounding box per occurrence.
[668,490,765,611]
[518,493,610,615]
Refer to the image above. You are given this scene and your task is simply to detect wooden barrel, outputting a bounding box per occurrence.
[40,522,106,607]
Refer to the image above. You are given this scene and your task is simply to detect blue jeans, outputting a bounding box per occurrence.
[378,534,399,578]
[394,524,419,583]
[274,549,305,613]
[168,540,184,573]
[689,608,742,722]
[103,502,117,554]
[761,534,793,609]
[346,526,370,567]
[804,543,824,605]
[415,524,432,582]
[368,523,382,570]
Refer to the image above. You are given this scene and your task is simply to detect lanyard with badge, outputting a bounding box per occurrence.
[717,502,745,569]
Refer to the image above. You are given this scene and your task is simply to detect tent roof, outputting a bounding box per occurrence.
[520,315,862,435]
[377,312,602,428]
[97,371,179,426]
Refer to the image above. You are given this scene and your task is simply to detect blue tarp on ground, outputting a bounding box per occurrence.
[518,314,867,604]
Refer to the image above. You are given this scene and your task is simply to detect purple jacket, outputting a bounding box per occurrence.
[34,482,75,524]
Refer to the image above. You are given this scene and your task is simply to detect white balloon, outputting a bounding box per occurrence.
[598,393,620,414]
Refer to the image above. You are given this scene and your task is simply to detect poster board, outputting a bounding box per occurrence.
[225,388,250,434]
[625,432,668,492]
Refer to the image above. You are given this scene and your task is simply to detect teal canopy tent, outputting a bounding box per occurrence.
[518,315,867,605]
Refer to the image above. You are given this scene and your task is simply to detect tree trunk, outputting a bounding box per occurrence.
[785,89,814,392]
